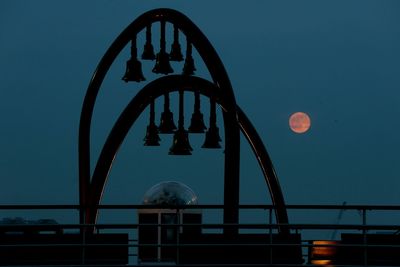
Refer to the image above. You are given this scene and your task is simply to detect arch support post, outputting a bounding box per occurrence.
[222,111,240,236]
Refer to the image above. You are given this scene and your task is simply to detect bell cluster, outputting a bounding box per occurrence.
[121,20,222,155]
[144,89,222,155]
[122,21,195,83]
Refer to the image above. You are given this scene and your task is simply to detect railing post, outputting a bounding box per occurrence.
[81,221,86,265]
[79,205,86,265]
[269,207,273,264]
[176,208,180,264]
[362,208,367,266]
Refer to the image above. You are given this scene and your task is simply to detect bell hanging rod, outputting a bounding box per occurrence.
[144,98,160,146]
[122,36,146,82]
[182,37,196,75]
[170,24,183,61]
[142,24,156,60]
[202,97,222,149]
[152,20,173,74]
[169,88,193,155]
[188,90,207,133]
[159,93,177,133]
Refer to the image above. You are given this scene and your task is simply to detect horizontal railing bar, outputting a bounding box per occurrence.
[286,204,400,210]
[1,223,400,230]
[0,224,400,235]
[0,264,354,267]
[2,242,400,250]
[1,204,400,210]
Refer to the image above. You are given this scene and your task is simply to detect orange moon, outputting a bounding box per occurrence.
[289,112,311,133]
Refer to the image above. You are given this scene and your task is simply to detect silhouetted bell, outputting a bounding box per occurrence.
[152,51,173,75]
[189,91,206,133]
[142,25,156,60]
[170,42,183,61]
[202,125,221,149]
[159,110,177,133]
[170,25,183,61]
[142,43,156,60]
[143,123,160,146]
[122,58,145,82]
[182,55,196,75]
[169,128,193,155]
[189,112,206,133]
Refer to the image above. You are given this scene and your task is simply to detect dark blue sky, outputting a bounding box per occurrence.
[0,1,399,216]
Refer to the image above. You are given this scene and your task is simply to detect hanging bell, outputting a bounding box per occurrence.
[153,20,173,75]
[159,110,177,133]
[182,41,196,75]
[189,91,206,133]
[169,128,193,155]
[152,51,174,75]
[142,25,156,60]
[143,123,160,146]
[188,111,206,133]
[169,25,183,61]
[182,55,196,76]
[170,42,183,61]
[144,99,160,146]
[202,99,220,148]
[202,125,222,149]
[159,93,177,133]
[122,58,145,82]
[169,89,192,155]
[142,42,156,60]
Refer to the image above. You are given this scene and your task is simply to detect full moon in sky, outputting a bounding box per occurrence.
[289,112,311,133]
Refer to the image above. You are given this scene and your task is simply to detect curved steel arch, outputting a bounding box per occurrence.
[88,75,289,233]
[79,8,240,226]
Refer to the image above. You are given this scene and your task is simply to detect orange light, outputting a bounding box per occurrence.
[311,259,334,266]
[310,240,339,265]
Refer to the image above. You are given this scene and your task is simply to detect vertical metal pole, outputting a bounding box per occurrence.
[269,207,273,264]
[223,102,240,237]
[157,213,161,262]
[194,91,201,114]
[362,208,367,266]
[81,220,86,265]
[176,208,180,264]
[145,25,152,47]
[210,99,217,128]
[160,20,166,53]
[131,37,138,59]
[173,24,179,44]
[150,99,155,125]
[164,93,170,112]
[178,89,184,130]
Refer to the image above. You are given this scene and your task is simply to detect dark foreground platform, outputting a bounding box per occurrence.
[0,233,129,265]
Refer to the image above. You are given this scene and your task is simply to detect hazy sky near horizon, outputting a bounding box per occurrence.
[0,0,399,218]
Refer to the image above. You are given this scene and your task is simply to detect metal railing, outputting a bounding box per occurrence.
[0,204,400,266]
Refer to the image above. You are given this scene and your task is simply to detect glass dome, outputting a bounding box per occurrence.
[143,181,198,206]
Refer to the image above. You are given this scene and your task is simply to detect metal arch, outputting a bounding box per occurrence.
[79,8,240,226]
[236,107,289,232]
[88,75,289,233]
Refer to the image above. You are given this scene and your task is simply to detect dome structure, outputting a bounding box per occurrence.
[143,181,198,206]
